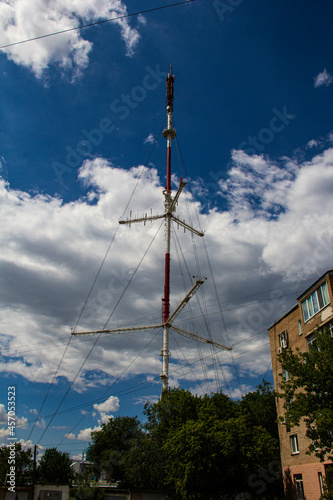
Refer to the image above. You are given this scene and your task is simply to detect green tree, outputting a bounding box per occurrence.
[197,391,237,423]
[143,388,200,436]
[142,387,281,499]
[122,434,165,491]
[88,416,144,483]
[239,380,279,439]
[70,466,106,500]
[278,328,333,461]
[0,443,34,485]
[37,448,74,485]
[88,386,282,497]
[162,413,280,500]
[322,466,333,500]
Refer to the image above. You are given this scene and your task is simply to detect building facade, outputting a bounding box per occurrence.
[268,270,333,500]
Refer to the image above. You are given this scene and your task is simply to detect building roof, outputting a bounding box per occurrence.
[297,269,333,301]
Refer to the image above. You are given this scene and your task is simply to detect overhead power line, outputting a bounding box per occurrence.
[32,123,165,444]
[17,337,271,440]
[0,1,195,50]
[1,277,313,358]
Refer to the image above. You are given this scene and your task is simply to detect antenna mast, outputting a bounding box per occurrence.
[160,65,176,392]
[72,66,231,395]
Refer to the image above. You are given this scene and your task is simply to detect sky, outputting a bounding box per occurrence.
[1,0,333,460]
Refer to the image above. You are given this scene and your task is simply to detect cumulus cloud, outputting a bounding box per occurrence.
[0,403,28,442]
[93,395,120,423]
[219,149,298,219]
[0,0,140,79]
[66,395,119,440]
[314,68,333,88]
[1,148,333,408]
[67,424,101,441]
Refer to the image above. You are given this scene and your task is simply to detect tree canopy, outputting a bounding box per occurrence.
[88,415,144,482]
[0,443,34,486]
[278,328,333,461]
[37,448,74,485]
[87,384,282,499]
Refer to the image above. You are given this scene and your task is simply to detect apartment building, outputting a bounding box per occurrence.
[268,270,333,500]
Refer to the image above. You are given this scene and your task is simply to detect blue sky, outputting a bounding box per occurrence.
[1,0,333,459]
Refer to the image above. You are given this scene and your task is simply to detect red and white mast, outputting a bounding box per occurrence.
[72,66,231,395]
[160,66,177,392]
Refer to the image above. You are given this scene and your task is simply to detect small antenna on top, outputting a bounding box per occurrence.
[166,64,175,112]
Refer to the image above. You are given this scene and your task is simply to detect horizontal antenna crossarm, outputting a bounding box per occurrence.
[72,324,164,336]
[172,216,204,237]
[166,279,204,325]
[119,214,165,225]
[171,325,232,351]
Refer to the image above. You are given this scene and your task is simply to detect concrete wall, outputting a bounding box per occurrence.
[34,485,69,500]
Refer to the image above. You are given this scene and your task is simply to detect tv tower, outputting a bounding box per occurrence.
[72,66,231,393]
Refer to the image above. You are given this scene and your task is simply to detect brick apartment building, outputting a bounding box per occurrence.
[268,270,333,500]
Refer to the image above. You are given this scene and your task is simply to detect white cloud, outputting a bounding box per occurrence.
[227,385,253,400]
[93,395,120,423]
[1,147,333,404]
[34,418,46,429]
[0,0,140,79]
[0,403,28,445]
[307,139,321,149]
[137,14,147,26]
[143,133,155,144]
[0,428,10,440]
[314,68,333,88]
[67,424,101,441]
[134,394,159,405]
[219,149,297,219]
[18,439,35,449]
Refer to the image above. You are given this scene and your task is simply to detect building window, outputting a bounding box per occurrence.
[307,325,333,352]
[290,434,299,454]
[328,321,333,337]
[282,368,289,381]
[318,472,324,495]
[298,319,303,335]
[302,282,330,322]
[307,332,317,352]
[294,474,305,499]
[282,415,291,432]
[279,331,288,349]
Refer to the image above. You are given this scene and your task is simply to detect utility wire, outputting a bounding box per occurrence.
[1,286,304,361]
[1,278,313,357]
[175,134,243,395]
[172,227,211,393]
[31,121,165,444]
[57,329,161,448]
[0,1,195,50]
[27,337,73,441]
[37,219,164,444]
[19,338,272,430]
